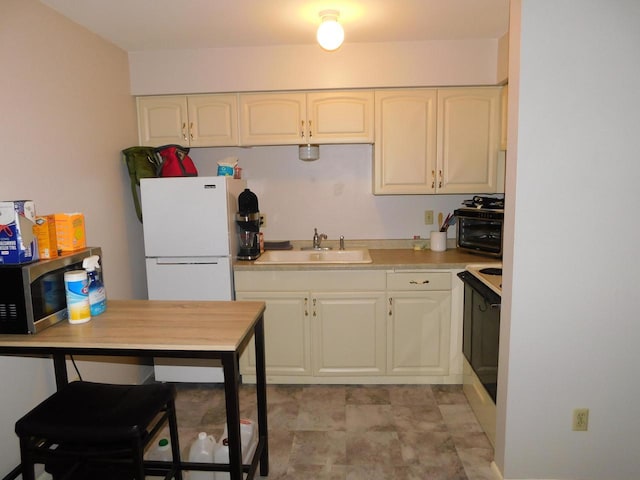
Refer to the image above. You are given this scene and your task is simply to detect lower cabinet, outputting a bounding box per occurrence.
[236,291,311,376]
[312,292,386,376]
[235,268,457,384]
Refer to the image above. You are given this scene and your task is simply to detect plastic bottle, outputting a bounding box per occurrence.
[63,270,91,324]
[214,419,257,480]
[82,255,106,316]
[188,432,216,480]
[148,438,172,461]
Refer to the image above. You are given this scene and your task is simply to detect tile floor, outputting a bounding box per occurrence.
[155,383,497,480]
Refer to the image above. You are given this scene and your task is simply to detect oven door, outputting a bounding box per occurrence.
[458,271,501,402]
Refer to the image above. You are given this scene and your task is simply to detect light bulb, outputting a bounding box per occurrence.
[317,10,344,51]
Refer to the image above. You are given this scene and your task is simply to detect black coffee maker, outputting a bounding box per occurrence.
[235,188,261,260]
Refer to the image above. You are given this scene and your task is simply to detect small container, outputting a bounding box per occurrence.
[412,235,423,251]
[63,270,91,324]
[429,231,447,252]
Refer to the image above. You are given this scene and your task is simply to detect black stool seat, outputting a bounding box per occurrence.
[15,381,182,480]
[16,381,175,443]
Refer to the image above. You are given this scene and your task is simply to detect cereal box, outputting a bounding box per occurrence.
[33,215,59,259]
[53,213,86,252]
[0,200,37,264]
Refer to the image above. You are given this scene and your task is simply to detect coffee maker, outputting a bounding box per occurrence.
[235,188,261,260]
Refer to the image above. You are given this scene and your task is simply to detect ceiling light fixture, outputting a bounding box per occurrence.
[316,9,344,51]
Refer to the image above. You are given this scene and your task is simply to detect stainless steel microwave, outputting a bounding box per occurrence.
[0,247,101,334]
[454,208,503,258]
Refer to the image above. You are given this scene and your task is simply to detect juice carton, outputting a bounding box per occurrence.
[33,215,59,259]
[0,200,37,264]
[53,213,86,252]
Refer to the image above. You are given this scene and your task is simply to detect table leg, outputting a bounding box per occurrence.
[254,314,269,476]
[222,351,243,480]
[52,353,68,390]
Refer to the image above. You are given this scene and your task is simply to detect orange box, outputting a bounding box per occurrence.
[33,215,59,259]
[53,213,86,252]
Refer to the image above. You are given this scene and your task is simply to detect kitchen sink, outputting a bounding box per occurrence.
[253,248,372,264]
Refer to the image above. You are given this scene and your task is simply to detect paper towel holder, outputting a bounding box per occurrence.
[298,144,320,161]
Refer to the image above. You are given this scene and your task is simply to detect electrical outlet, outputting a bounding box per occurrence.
[424,210,434,225]
[572,408,589,431]
[260,214,266,228]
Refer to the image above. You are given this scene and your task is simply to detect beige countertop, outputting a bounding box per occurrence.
[233,248,498,271]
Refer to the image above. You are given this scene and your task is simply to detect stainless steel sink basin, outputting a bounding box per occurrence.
[254,248,372,264]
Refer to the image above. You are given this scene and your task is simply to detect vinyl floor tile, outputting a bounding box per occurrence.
[149,383,497,480]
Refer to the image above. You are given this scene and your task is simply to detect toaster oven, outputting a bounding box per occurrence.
[454,208,504,258]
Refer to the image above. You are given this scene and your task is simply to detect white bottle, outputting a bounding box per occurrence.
[188,432,216,480]
[148,438,172,461]
[214,419,257,480]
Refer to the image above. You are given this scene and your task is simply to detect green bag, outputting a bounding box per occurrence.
[122,146,162,222]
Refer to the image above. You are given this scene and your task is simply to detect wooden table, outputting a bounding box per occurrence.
[0,299,268,480]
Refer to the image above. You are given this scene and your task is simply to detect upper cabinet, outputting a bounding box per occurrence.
[500,84,508,151]
[239,91,374,146]
[137,94,238,147]
[436,87,501,194]
[374,89,438,194]
[374,87,502,195]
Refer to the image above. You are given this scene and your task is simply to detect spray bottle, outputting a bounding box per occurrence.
[82,255,107,316]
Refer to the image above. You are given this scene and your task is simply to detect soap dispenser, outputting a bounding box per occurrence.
[82,255,107,316]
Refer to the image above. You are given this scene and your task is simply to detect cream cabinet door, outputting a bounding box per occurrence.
[387,291,451,376]
[436,87,501,194]
[137,96,189,146]
[187,94,238,147]
[307,91,374,144]
[373,89,438,194]
[236,291,311,376]
[239,93,306,145]
[312,292,386,376]
[500,85,508,151]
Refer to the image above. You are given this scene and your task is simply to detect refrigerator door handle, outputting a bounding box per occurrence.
[153,257,222,265]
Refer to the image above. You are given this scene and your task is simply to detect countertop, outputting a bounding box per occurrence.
[233,248,498,271]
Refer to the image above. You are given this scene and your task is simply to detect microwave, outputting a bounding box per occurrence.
[0,247,102,334]
[454,208,503,258]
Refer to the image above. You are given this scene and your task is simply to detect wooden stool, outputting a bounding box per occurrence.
[15,381,182,480]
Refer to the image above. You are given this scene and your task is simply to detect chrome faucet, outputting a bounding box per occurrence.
[312,228,327,249]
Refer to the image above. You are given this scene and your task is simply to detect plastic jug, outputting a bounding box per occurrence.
[188,432,216,480]
[148,438,172,461]
[214,419,258,480]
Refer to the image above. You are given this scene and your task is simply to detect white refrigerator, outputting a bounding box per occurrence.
[140,176,246,382]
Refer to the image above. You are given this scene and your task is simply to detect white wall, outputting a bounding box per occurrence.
[0,0,150,471]
[496,1,640,479]
[129,39,500,95]
[191,145,469,242]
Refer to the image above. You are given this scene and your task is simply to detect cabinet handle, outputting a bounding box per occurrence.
[388,297,393,316]
[308,120,312,138]
[189,122,194,140]
[312,298,317,317]
[304,297,309,316]
[438,170,443,188]
[431,170,435,189]
[300,120,305,138]
[181,122,187,141]
[409,280,430,284]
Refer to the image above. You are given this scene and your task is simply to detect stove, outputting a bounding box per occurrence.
[466,263,502,296]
